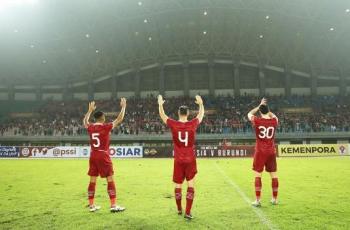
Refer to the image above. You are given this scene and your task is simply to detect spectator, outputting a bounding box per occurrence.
[0,95,349,136]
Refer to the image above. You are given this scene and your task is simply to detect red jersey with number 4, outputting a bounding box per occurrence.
[167,118,200,163]
[87,123,113,153]
[251,116,278,154]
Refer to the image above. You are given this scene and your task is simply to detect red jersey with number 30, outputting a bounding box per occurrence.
[87,123,113,153]
[167,118,200,163]
[251,116,278,154]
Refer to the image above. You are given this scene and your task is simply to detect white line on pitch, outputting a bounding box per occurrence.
[214,162,278,230]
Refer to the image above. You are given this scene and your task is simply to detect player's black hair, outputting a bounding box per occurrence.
[259,104,269,115]
[93,111,104,120]
[178,106,189,116]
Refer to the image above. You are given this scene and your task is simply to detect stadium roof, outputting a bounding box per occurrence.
[0,0,349,85]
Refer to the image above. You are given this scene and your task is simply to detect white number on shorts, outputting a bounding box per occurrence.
[178,131,189,147]
[258,126,275,139]
[92,133,100,147]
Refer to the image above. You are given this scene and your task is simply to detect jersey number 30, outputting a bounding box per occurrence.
[92,133,100,147]
[178,131,189,147]
[258,126,275,139]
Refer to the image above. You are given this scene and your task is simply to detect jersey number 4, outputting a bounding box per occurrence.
[92,133,100,147]
[178,131,189,147]
[258,126,275,139]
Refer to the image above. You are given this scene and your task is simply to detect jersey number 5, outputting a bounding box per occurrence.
[258,126,275,139]
[178,131,188,147]
[92,133,100,147]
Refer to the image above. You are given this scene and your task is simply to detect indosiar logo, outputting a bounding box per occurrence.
[109,147,143,158]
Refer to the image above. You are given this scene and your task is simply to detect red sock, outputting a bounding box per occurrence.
[175,188,182,212]
[107,181,116,207]
[88,182,96,206]
[272,178,279,199]
[185,187,194,215]
[255,177,262,200]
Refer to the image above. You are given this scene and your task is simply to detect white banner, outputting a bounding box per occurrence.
[20,146,79,158]
[79,146,143,158]
[109,146,143,158]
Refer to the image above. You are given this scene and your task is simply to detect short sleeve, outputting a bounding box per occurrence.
[191,118,200,129]
[251,115,257,126]
[105,123,113,132]
[166,118,175,129]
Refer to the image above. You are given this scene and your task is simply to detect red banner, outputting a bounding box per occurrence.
[143,145,255,158]
[196,145,255,158]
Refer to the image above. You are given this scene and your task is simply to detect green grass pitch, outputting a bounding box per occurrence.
[1,157,350,230]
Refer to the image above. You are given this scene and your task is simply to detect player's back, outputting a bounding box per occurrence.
[167,118,199,163]
[252,117,278,154]
[87,123,113,154]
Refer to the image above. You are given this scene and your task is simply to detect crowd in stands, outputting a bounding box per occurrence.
[0,95,349,136]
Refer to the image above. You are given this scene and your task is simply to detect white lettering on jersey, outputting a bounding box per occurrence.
[92,133,100,147]
[178,131,189,146]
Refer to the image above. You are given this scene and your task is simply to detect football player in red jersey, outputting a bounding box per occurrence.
[248,98,279,207]
[158,95,204,220]
[83,98,126,213]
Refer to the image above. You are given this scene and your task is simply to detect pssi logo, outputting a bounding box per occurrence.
[52,148,76,156]
[109,147,142,157]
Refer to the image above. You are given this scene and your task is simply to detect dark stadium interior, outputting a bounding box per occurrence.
[1,0,350,85]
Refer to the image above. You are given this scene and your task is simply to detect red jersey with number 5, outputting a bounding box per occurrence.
[87,123,113,153]
[167,118,200,163]
[251,116,278,154]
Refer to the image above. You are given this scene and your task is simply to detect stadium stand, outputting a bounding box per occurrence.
[0,95,349,136]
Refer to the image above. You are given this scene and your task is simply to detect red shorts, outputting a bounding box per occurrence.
[173,160,197,184]
[253,152,277,173]
[88,152,114,178]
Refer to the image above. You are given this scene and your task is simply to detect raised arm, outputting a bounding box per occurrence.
[83,101,96,128]
[195,95,204,123]
[112,98,127,129]
[158,95,169,124]
[247,98,266,121]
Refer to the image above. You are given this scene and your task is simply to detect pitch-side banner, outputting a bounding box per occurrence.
[143,145,255,158]
[143,146,173,158]
[278,144,349,157]
[197,145,255,158]
[19,146,79,158]
[0,146,19,158]
[79,146,143,158]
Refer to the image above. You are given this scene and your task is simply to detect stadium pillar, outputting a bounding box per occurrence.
[36,85,42,101]
[208,59,215,97]
[284,66,291,97]
[159,63,165,96]
[183,61,190,97]
[8,84,15,101]
[233,62,240,97]
[310,67,317,97]
[88,78,94,101]
[134,69,140,98]
[339,69,346,97]
[111,76,118,99]
[258,63,266,96]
